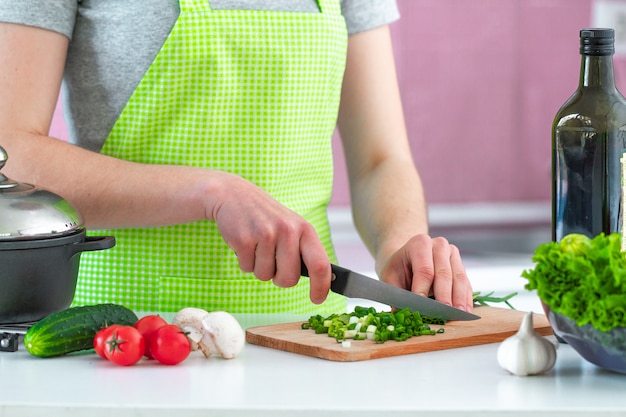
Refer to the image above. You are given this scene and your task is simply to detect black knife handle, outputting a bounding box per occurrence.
[301,260,343,277]
[300,261,348,294]
[300,260,310,277]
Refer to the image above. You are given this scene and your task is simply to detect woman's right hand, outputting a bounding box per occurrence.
[206,172,333,304]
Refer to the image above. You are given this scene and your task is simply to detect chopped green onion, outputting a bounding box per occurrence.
[302,306,446,344]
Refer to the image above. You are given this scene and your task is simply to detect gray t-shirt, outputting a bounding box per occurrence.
[0,0,399,151]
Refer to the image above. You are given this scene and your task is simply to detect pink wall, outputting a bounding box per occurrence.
[51,0,625,206]
[332,0,611,206]
[49,102,67,142]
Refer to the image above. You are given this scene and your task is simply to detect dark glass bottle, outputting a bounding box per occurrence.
[552,28,626,242]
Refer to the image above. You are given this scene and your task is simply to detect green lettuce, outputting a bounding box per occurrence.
[522,233,626,332]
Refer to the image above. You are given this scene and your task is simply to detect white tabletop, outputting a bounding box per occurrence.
[2,310,626,417]
[3,229,623,417]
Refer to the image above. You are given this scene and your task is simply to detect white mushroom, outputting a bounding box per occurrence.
[172,308,245,359]
[172,307,210,351]
[199,311,245,359]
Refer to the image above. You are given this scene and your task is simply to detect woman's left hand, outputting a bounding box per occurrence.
[378,234,474,313]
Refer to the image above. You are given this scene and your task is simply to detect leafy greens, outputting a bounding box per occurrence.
[521,233,626,332]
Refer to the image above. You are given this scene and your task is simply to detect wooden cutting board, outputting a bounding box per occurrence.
[245,306,553,362]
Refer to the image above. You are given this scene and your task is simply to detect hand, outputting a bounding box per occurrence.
[378,234,474,312]
[208,172,332,304]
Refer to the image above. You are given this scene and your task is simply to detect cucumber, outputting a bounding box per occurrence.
[24,303,138,358]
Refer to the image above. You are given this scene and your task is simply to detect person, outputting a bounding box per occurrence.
[0,0,474,315]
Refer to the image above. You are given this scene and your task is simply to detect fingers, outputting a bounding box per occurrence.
[428,237,453,305]
[407,234,436,297]
[250,221,301,285]
[448,244,474,312]
[300,250,332,304]
[246,222,331,304]
[385,234,473,313]
[218,202,330,303]
[430,241,473,312]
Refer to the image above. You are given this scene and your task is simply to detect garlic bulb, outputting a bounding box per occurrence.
[497,312,557,376]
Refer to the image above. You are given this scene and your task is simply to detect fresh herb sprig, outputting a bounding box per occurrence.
[473,291,517,309]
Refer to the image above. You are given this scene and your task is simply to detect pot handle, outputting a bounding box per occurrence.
[70,235,116,257]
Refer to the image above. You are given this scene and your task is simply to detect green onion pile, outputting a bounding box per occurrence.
[302,306,445,344]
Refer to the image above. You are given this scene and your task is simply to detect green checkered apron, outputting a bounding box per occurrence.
[73,0,348,314]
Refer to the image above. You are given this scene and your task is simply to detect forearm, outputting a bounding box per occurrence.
[0,23,214,229]
[0,130,215,229]
[349,155,429,274]
[338,24,429,274]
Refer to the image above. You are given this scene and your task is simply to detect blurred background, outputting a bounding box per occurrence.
[332,0,626,207]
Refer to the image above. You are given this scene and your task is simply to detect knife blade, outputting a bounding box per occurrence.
[301,262,480,321]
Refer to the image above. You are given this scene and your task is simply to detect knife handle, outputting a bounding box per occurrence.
[300,260,343,277]
[300,261,346,293]
[300,260,310,277]
[300,260,342,277]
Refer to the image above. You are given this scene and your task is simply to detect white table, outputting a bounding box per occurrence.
[1,310,626,417]
[4,225,621,417]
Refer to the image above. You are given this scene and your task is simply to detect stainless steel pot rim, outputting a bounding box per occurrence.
[0,228,87,249]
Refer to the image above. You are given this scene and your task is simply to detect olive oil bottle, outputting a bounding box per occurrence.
[552,28,626,243]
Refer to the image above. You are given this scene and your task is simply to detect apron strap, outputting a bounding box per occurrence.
[317,0,342,15]
[179,0,211,13]
[179,0,342,15]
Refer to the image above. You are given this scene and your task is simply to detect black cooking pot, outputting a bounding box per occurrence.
[0,147,115,324]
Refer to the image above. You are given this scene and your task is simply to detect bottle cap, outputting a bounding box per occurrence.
[580,28,615,56]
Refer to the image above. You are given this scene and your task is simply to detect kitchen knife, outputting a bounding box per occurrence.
[301,262,480,321]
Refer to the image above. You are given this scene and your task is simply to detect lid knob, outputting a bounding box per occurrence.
[0,146,19,189]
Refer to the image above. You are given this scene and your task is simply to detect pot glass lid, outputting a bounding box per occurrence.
[0,147,84,240]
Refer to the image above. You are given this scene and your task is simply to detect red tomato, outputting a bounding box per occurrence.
[150,324,191,365]
[134,314,168,359]
[104,326,145,366]
[93,325,122,359]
